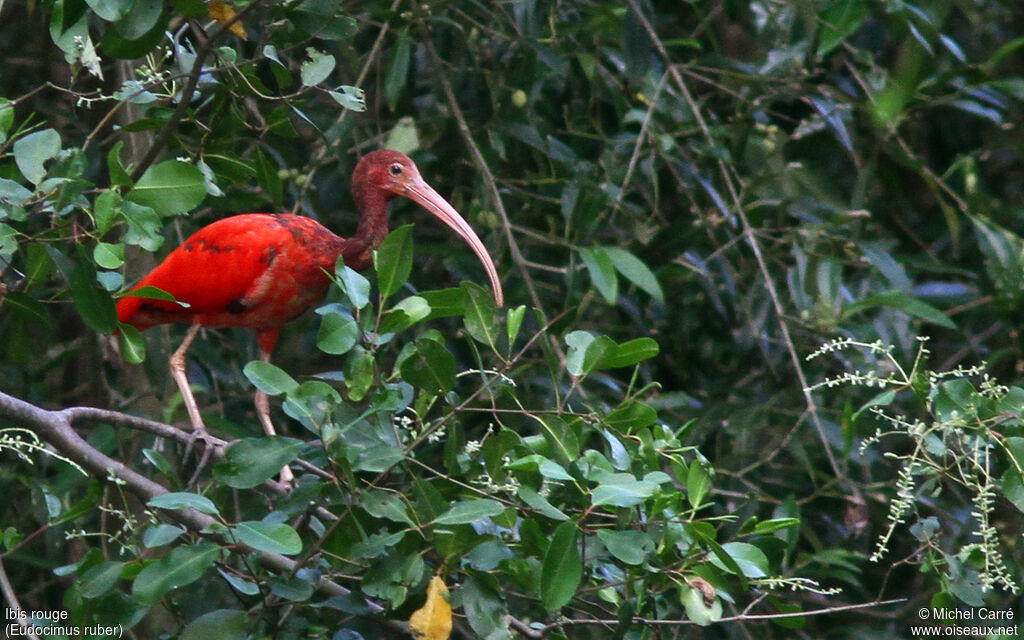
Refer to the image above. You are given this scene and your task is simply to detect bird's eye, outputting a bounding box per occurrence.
[389,163,403,176]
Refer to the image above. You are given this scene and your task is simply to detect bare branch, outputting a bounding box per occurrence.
[0,390,379,610]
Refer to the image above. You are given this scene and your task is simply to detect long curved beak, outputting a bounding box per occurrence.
[403,176,505,307]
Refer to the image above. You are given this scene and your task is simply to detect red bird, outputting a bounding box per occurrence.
[117,150,503,480]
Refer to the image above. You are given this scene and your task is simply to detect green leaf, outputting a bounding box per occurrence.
[462,574,512,640]
[354,443,405,473]
[121,201,164,250]
[433,499,505,525]
[291,0,358,40]
[328,86,367,112]
[378,296,430,334]
[596,530,653,565]
[533,415,580,467]
[581,335,618,374]
[212,437,304,489]
[817,0,869,55]
[507,305,526,350]
[230,521,302,555]
[270,574,315,602]
[709,541,769,578]
[126,160,206,217]
[745,517,801,536]
[400,337,456,394]
[142,448,175,477]
[243,360,300,396]
[605,401,657,432]
[14,128,61,184]
[196,159,223,197]
[565,330,595,376]
[93,189,120,234]
[180,609,248,640]
[384,116,420,154]
[687,461,712,508]
[857,241,911,292]
[0,178,33,209]
[538,458,575,482]
[374,224,414,299]
[132,542,220,604]
[143,524,185,548]
[86,0,131,22]
[3,293,52,331]
[462,281,499,347]
[80,560,124,598]
[385,30,411,109]
[300,48,335,86]
[604,247,664,302]
[593,337,660,370]
[517,486,569,521]
[217,568,260,596]
[111,0,162,39]
[120,285,186,306]
[93,241,124,269]
[362,490,414,526]
[540,521,581,610]
[52,244,118,334]
[317,307,359,355]
[344,346,375,401]
[106,143,132,188]
[842,292,956,329]
[465,540,514,571]
[334,259,370,309]
[592,471,671,508]
[416,287,464,320]
[1002,467,1024,512]
[680,582,723,626]
[147,491,220,516]
[0,99,13,144]
[579,247,618,302]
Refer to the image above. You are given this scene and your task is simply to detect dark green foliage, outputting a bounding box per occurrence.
[1,0,1023,638]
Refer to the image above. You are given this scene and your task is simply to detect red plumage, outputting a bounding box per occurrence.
[116,150,503,354]
[117,213,347,353]
[114,149,503,466]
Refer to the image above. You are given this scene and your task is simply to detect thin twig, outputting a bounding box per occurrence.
[624,0,845,481]
[131,1,268,182]
[536,597,907,636]
[0,559,41,640]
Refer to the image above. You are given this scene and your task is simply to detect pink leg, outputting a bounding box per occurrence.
[169,324,205,432]
[256,351,294,487]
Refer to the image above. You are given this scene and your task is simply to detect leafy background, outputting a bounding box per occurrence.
[1,0,1023,638]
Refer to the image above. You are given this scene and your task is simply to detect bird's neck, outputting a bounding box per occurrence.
[337,184,393,270]
[352,185,392,253]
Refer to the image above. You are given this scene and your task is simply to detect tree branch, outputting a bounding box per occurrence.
[0,390,381,611]
[129,1,268,182]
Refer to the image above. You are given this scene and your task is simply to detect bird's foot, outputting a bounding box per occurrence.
[182,428,219,487]
[181,426,214,460]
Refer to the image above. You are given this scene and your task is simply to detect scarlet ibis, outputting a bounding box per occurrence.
[117,149,504,481]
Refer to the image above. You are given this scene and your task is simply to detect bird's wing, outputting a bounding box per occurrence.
[117,214,293,325]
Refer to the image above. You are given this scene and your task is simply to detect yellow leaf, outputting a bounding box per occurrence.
[207,1,246,39]
[408,575,452,640]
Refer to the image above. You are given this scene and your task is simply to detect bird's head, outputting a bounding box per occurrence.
[354,149,420,199]
[353,149,504,307]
